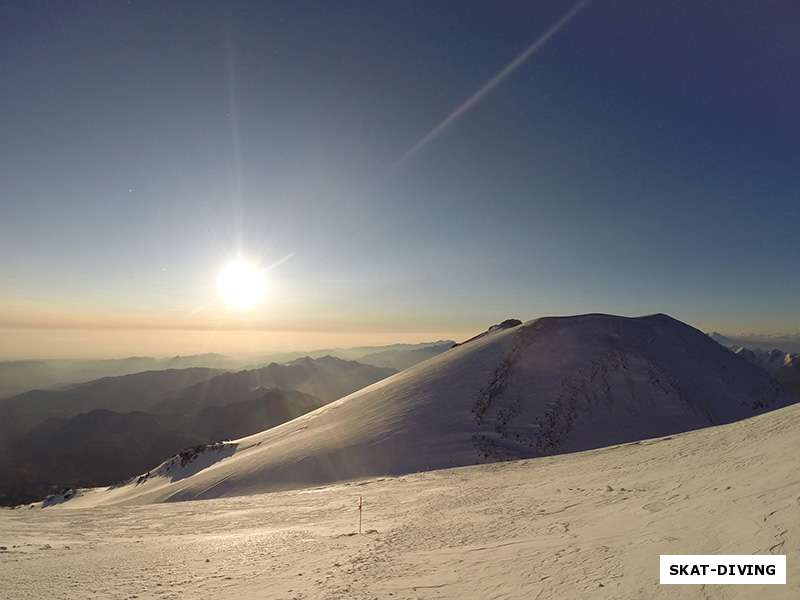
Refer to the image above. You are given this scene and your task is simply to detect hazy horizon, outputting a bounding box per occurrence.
[0,326,469,360]
[2,315,799,361]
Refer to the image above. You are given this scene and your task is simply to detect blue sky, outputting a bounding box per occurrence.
[1,1,798,357]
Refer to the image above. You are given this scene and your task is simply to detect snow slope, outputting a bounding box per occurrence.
[60,313,790,507]
[2,400,798,599]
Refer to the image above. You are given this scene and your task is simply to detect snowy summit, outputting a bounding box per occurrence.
[57,313,790,507]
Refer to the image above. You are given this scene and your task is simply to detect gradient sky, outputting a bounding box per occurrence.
[1,1,798,358]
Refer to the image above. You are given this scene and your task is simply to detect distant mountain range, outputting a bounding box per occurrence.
[708,332,800,398]
[260,341,456,364]
[0,367,222,438]
[0,354,236,399]
[0,341,455,399]
[356,342,454,371]
[153,356,396,414]
[709,331,800,353]
[0,356,399,506]
[59,314,794,507]
[733,348,800,398]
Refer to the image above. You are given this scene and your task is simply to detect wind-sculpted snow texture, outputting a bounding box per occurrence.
[3,401,799,599]
[56,314,791,507]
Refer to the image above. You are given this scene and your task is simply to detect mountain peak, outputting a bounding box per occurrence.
[61,313,793,507]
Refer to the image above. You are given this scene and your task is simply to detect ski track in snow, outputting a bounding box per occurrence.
[2,401,799,599]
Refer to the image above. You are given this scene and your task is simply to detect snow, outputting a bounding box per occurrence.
[1,400,798,599]
[1,313,795,598]
[57,313,789,508]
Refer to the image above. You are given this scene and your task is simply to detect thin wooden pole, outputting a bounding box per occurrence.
[358,495,363,534]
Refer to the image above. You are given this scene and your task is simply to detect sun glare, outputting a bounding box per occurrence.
[216,258,266,311]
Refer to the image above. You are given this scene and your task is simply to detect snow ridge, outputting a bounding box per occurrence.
[52,313,794,507]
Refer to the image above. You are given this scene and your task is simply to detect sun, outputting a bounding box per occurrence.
[216,258,266,311]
